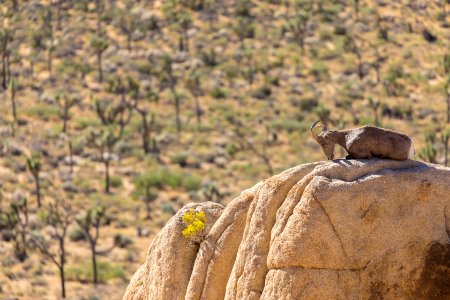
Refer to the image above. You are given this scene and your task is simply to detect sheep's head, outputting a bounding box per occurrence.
[311,121,335,160]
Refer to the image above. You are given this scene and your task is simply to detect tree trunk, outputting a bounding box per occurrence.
[62,109,68,133]
[2,54,6,89]
[48,49,52,77]
[127,33,132,51]
[6,54,10,84]
[444,139,448,167]
[59,238,66,298]
[30,59,34,78]
[98,53,103,83]
[57,0,63,31]
[174,94,181,137]
[446,87,450,123]
[194,95,201,126]
[35,174,42,207]
[68,141,73,173]
[11,89,17,137]
[141,112,150,154]
[104,158,110,193]
[263,155,273,176]
[91,244,98,285]
[183,29,189,52]
[146,201,151,220]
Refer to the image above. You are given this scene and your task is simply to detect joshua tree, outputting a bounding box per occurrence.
[55,92,78,133]
[10,77,17,136]
[39,7,54,76]
[133,176,158,219]
[160,55,182,137]
[368,97,381,126]
[186,69,203,126]
[419,130,438,164]
[284,0,313,54]
[26,152,42,207]
[46,40,55,77]
[344,34,365,80]
[0,28,13,89]
[205,0,218,30]
[76,206,115,285]
[90,99,131,193]
[2,191,29,261]
[353,0,360,20]
[30,198,72,299]
[90,36,109,83]
[95,0,104,34]
[162,0,193,52]
[117,10,138,51]
[60,133,75,173]
[124,76,159,154]
[229,117,274,175]
[54,0,65,30]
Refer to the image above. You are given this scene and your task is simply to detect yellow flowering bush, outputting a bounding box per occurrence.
[181,209,206,240]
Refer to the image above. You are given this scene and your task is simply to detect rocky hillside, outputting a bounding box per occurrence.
[124,159,450,299]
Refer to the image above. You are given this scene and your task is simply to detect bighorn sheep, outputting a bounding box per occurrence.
[310,121,415,160]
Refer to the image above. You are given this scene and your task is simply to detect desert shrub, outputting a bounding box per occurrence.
[182,175,201,191]
[181,209,206,241]
[66,261,127,283]
[270,119,308,133]
[201,48,218,67]
[69,228,86,242]
[107,176,123,188]
[311,60,328,80]
[209,87,228,99]
[252,85,272,99]
[171,152,189,167]
[299,98,319,112]
[134,168,201,192]
[23,104,59,120]
[114,234,133,248]
[334,25,347,35]
[75,117,100,130]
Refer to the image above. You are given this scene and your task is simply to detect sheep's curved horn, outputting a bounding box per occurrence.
[310,120,323,140]
[310,120,321,132]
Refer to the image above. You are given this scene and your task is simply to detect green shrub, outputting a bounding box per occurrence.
[134,168,201,192]
[209,87,228,99]
[75,117,101,130]
[134,170,176,190]
[114,234,133,248]
[66,261,127,283]
[23,104,59,120]
[299,98,318,112]
[270,119,308,133]
[182,176,201,191]
[69,228,86,242]
[311,60,328,80]
[171,152,189,167]
[252,85,272,99]
[108,176,123,188]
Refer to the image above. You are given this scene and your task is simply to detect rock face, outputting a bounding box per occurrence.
[123,160,450,300]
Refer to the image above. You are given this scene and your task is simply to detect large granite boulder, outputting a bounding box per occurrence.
[123,159,450,300]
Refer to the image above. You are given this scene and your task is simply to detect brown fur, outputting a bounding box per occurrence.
[312,125,414,161]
